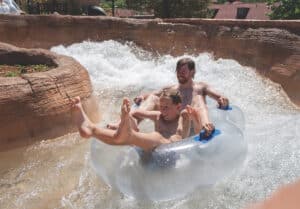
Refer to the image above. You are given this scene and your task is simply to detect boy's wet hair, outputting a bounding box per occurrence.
[160,89,182,105]
[176,57,195,72]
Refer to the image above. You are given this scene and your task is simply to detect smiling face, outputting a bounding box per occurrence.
[159,90,182,121]
[159,97,181,121]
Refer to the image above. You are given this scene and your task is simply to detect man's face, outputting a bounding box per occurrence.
[159,98,181,121]
[176,64,194,84]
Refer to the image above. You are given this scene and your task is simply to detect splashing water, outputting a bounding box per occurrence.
[0,0,21,14]
[0,40,299,209]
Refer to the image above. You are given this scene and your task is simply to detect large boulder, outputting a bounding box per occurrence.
[0,42,100,150]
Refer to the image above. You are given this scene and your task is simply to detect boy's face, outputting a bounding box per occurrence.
[159,97,181,121]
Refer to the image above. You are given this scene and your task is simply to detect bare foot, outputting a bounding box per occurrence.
[107,113,139,132]
[186,105,204,134]
[70,96,95,138]
[113,98,133,144]
[186,105,201,124]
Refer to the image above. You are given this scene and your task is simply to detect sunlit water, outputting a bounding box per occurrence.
[1,40,299,209]
[0,0,21,14]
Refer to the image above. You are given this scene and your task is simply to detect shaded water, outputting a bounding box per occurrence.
[1,40,299,209]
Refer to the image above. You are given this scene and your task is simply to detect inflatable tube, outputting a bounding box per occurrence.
[206,97,245,131]
[91,104,247,201]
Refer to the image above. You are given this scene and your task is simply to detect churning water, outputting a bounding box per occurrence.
[0,40,299,209]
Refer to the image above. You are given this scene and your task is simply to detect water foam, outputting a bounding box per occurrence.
[1,40,297,208]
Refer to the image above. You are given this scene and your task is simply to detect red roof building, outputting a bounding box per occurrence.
[114,8,137,17]
[209,1,271,20]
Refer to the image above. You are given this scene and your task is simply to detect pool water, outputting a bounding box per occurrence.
[0,40,299,209]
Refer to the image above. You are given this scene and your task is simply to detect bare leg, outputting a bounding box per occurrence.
[90,98,135,145]
[191,95,214,136]
[106,115,139,132]
[112,99,173,150]
[106,94,159,130]
[131,131,171,151]
[71,96,95,138]
[186,105,202,134]
[114,98,171,151]
[71,97,171,151]
[106,116,139,131]
[174,110,192,140]
[112,98,133,144]
[70,96,125,145]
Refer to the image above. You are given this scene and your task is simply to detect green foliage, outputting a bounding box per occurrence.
[1,64,49,77]
[69,0,82,15]
[215,0,227,4]
[125,0,150,11]
[32,64,49,72]
[100,0,127,9]
[156,0,210,18]
[5,71,18,77]
[207,8,219,18]
[267,0,300,19]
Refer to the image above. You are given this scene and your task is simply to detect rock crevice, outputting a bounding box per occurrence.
[0,42,100,150]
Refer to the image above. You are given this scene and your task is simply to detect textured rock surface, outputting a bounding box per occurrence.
[0,42,100,150]
[0,15,299,106]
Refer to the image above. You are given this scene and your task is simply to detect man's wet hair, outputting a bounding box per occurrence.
[160,89,182,105]
[176,57,195,72]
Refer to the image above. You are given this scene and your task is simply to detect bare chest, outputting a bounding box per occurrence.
[179,87,203,108]
[155,118,179,139]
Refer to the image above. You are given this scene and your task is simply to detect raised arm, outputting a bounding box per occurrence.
[133,90,161,105]
[203,83,229,108]
[133,86,174,105]
[130,109,160,122]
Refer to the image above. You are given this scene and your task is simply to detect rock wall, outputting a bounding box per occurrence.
[0,15,299,106]
[0,42,100,150]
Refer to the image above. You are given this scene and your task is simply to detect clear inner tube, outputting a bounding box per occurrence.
[90,103,247,201]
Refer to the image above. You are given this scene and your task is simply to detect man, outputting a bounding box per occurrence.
[109,57,229,136]
[71,89,201,151]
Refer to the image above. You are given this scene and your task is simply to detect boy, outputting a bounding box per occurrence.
[71,90,201,151]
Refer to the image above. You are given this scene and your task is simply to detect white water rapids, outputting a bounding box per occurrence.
[0,40,299,209]
[0,0,22,14]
